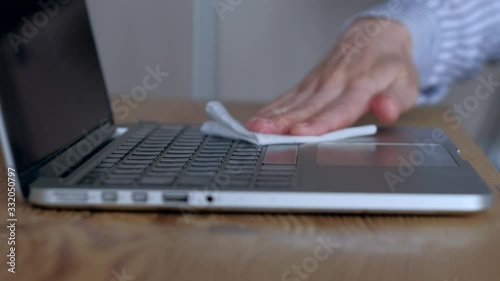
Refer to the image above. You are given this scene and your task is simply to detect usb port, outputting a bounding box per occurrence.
[163,193,189,203]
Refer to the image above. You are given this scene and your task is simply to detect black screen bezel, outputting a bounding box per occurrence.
[0,0,115,196]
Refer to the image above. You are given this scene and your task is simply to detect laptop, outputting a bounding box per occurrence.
[0,0,492,213]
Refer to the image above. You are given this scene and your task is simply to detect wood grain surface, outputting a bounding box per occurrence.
[0,98,499,281]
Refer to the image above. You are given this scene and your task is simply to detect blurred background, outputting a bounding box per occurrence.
[85,0,500,170]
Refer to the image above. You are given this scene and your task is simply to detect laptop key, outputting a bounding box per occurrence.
[255,182,292,189]
[192,157,224,163]
[235,143,261,147]
[123,159,153,165]
[118,163,150,169]
[127,155,157,160]
[158,160,189,166]
[222,169,254,177]
[113,169,145,174]
[258,171,296,177]
[128,136,145,141]
[205,143,232,148]
[139,144,168,148]
[206,141,231,145]
[183,171,216,177]
[155,162,186,168]
[199,149,228,153]
[232,152,260,157]
[114,149,132,154]
[108,153,126,159]
[106,174,139,180]
[135,149,164,154]
[197,153,226,158]
[143,142,170,147]
[176,138,203,142]
[260,165,296,171]
[170,144,200,149]
[168,149,196,154]
[170,143,199,148]
[97,162,115,168]
[205,139,231,143]
[163,153,193,158]
[190,162,221,167]
[233,149,261,154]
[102,179,135,185]
[230,155,259,160]
[155,160,186,166]
[151,167,183,173]
[148,136,173,140]
[153,163,185,171]
[227,159,258,165]
[117,145,135,150]
[146,171,179,177]
[128,140,144,145]
[225,164,256,170]
[187,166,219,172]
[132,151,162,156]
[177,138,203,142]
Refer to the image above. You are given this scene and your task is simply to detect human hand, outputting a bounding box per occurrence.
[245,19,419,135]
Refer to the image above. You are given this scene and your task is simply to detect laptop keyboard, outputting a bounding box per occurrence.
[78,124,297,190]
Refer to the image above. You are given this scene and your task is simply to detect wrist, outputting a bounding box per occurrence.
[346,18,412,54]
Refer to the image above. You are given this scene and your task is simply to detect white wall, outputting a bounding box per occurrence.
[85,0,381,100]
[86,0,194,98]
[215,0,381,102]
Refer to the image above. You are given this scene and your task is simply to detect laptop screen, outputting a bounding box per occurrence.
[0,0,112,173]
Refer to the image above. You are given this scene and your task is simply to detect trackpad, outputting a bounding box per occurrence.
[316,143,458,167]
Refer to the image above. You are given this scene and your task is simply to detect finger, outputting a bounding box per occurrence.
[289,63,405,136]
[246,90,305,131]
[253,71,325,120]
[253,90,297,118]
[370,79,418,124]
[256,81,346,134]
[289,87,370,136]
[370,95,400,124]
[256,87,315,119]
[289,60,412,135]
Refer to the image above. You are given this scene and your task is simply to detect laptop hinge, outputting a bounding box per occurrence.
[39,122,118,178]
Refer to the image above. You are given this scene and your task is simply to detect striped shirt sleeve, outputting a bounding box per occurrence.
[349,0,500,104]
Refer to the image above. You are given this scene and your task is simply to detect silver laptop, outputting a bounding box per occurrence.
[0,0,492,214]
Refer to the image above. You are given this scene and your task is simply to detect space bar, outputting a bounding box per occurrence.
[263,145,298,165]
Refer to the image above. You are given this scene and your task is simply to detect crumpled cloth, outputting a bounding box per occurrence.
[200,101,377,145]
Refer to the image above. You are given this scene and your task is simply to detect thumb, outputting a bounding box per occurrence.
[370,79,418,124]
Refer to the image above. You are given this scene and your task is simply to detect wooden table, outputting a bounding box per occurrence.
[1,99,499,281]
